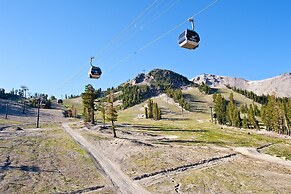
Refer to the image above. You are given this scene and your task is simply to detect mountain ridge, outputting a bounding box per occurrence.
[127,69,290,98]
[192,72,291,97]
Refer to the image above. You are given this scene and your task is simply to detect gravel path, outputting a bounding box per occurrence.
[62,122,150,194]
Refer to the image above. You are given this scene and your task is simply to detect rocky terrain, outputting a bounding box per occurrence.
[127,69,291,97]
[192,72,291,97]
[129,69,192,88]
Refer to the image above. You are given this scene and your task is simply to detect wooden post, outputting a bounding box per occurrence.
[5,102,8,119]
[22,99,25,114]
[210,106,213,123]
[36,99,41,128]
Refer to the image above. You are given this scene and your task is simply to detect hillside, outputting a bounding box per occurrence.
[129,69,192,89]
[4,70,290,193]
[192,73,291,97]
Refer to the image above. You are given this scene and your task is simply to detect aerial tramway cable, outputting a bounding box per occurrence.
[105,0,219,72]
[49,0,160,94]
[50,0,218,96]
[94,0,160,63]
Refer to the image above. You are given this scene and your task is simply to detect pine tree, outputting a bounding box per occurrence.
[106,91,118,138]
[253,102,260,116]
[226,93,235,126]
[265,94,277,132]
[212,93,217,102]
[286,100,291,135]
[153,103,158,120]
[242,115,248,129]
[213,94,227,125]
[239,104,246,114]
[198,82,210,94]
[147,99,153,118]
[82,84,96,124]
[146,100,161,120]
[145,107,148,119]
[179,98,184,115]
[101,102,106,125]
[157,107,162,120]
[226,93,241,128]
[247,104,258,129]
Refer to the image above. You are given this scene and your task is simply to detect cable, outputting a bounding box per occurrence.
[96,0,171,64]
[105,0,219,72]
[48,1,160,96]
[49,63,87,95]
[49,0,219,96]
[94,0,159,63]
[140,0,181,29]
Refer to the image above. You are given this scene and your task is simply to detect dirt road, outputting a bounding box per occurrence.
[62,122,150,194]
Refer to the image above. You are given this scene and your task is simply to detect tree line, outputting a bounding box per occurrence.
[261,95,291,135]
[212,92,291,136]
[226,84,270,105]
[120,84,149,109]
[0,88,26,99]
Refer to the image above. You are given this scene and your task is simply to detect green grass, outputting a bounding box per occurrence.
[115,92,291,155]
[263,143,291,160]
[0,118,22,125]
[63,87,290,159]
[82,131,109,141]
[63,97,83,117]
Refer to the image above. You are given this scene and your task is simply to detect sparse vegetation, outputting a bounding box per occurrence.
[106,90,118,137]
[165,87,190,111]
[198,81,211,94]
[2,70,291,194]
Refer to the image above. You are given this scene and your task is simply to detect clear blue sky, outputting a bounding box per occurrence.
[0,0,290,98]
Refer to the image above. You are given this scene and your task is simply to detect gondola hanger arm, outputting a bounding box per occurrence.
[188,17,194,30]
[90,56,95,67]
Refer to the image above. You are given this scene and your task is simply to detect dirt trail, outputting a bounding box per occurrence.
[234,147,291,167]
[62,122,150,194]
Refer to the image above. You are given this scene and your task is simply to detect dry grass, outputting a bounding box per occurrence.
[0,127,108,193]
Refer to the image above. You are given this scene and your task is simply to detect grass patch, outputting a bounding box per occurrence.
[82,131,109,141]
[263,143,291,160]
[0,126,106,193]
[0,118,22,125]
[63,97,83,117]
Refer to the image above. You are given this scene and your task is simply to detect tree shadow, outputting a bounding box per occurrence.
[118,137,154,147]
[0,164,57,173]
[118,123,208,133]
[0,105,36,117]
[160,139,223,145]
[163,117,190,121]
[0,125,12,131]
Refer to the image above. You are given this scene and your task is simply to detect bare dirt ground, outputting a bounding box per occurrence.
[78,123,291,194]
[1,99,291,193]
[0,101,112,193]
[63,122,150,194]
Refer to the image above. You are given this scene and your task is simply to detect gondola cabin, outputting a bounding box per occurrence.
[89,66,102,79]
[178,29,200,50]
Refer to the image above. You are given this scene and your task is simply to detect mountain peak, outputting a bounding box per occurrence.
[130,69,191,89]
